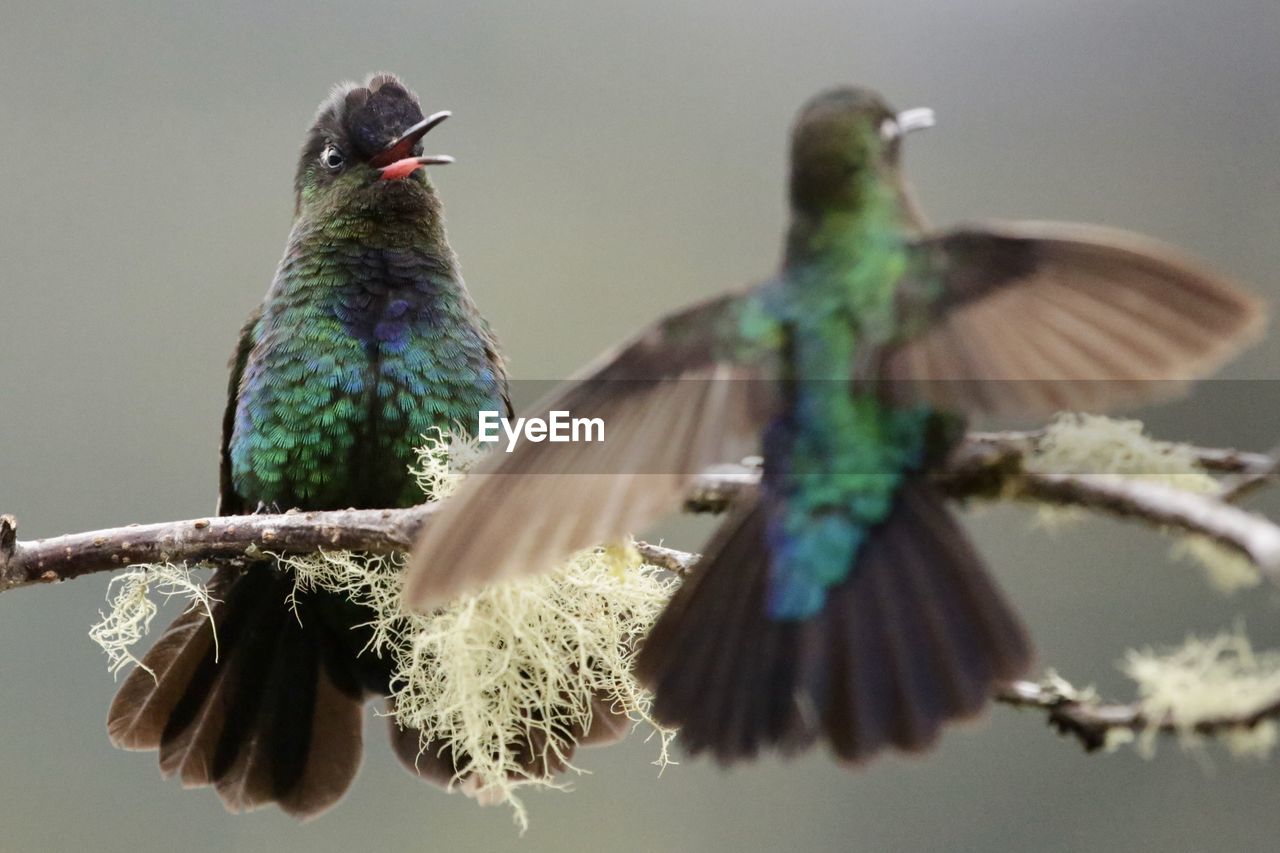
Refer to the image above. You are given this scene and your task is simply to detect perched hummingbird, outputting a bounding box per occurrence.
[106,74,621,817]
[404,87,1265,763]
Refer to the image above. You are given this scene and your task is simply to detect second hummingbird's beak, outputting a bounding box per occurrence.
[371,110,453,179]
[895,108,936,135]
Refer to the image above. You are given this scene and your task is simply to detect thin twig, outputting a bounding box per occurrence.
[6,432,1280,747]
[1009,472,1280,582]
[1215,444,1280,501]
[0,506,432,593]
[634,541,702,575]
[967,430,1277,478]
[637,541,1280,750]
[4,431,1279,593]
[996,677,1280,751]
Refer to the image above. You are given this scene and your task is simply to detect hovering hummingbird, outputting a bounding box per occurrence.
[106,74,622,817]
[403,86,1265,763]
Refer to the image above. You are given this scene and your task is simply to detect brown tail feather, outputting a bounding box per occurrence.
[637,481,1032,764]
[638,492,814,761]
[386,707,469,788]
[107,565,367,819]
[111,563,636,816]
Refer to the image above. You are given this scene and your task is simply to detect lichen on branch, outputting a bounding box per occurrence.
[1022,414,1266,590]
[88,563,218,678]
[88,429,677,830]
[9,415,1280,806]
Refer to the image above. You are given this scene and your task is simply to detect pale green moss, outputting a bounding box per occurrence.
[1027,414,1220,488]
[282,429,677,829]
[285,542,675,830]
[89,563,217,678]
[411,425,487,502]
[1125,628,1280,758]
[90,429,677,829]
[1169,536,1261,593]
[1025,414,1260,590]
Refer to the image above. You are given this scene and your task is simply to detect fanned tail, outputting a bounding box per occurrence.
[636,480,1031,763]
[107,565,366,819]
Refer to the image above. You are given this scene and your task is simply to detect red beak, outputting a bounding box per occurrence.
[377,154,455,180]
[370,110,453,180]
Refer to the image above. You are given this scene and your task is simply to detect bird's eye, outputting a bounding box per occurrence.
[320,144,345,171]
[879,118,900,142]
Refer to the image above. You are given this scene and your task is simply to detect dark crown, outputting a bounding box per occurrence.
[294,74,427,202]
[341,75,426,159]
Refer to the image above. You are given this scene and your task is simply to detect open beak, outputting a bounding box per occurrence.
[372,110,453,180]
[895,107,936,135]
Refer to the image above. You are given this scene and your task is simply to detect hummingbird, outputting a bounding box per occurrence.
[403,86,1265,763]
[106,74,621,817]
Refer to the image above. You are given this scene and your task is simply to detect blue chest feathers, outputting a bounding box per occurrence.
[229,244,505,510]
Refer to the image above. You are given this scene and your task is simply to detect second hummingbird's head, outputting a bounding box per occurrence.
[293,73,453,218]
[788,86,934,214]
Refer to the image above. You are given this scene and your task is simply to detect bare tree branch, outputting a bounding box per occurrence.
[633,540,703,575]
[0,506,432,593]
[4,431,1279,593]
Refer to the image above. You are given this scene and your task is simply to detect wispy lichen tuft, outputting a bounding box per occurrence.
[281,428,677,829]
[283,538,676,829]
[1124,628,1280,757]
[1169,536,1261,593]
[411,426,487,502]
[1028,414,1219,488]
[88,563,217,678]
[90,427,676,829]
[1025,414,1260,589]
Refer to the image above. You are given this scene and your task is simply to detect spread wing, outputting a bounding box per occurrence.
[217,308,260,517]
[880,221,1265,415]
[404,290,777,609]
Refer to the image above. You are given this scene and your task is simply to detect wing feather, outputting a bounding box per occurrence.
[884,222,1265,416]
[217,309,260,516]
[405,292,775,608]
[408,222,1263,609]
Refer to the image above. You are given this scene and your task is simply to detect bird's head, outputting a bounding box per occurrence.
[788,86,934,214]
[293,73,453,218]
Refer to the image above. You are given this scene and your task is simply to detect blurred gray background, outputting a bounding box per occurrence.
[2,1,1279,851]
